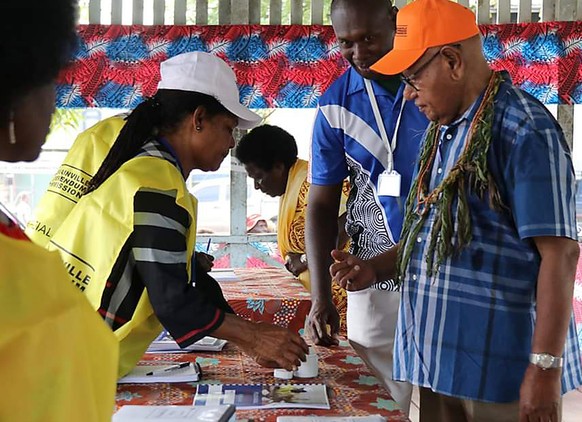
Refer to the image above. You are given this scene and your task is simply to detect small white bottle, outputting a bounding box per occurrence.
[294,346,319,378]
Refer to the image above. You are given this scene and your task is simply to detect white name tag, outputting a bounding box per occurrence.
[377,170,401,197]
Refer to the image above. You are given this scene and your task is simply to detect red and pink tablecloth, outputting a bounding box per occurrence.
[116,341,409,421]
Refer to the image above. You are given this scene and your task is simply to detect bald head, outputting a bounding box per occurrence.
[458,35,489,68]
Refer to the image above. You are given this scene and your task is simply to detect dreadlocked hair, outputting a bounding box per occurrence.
[85,90,229,194]
[396,71,507,281]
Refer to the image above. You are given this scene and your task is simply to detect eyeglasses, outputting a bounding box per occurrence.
[400,50,441,92]
[400,44,461,92]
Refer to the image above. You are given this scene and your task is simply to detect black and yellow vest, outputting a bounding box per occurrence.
[47,155,198,377]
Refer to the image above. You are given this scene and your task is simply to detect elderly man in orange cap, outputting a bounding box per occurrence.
[330,0,582,421]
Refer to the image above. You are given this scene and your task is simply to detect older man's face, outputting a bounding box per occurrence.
[402,47,462,125]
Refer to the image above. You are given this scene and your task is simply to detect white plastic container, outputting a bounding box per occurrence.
[273,368,294,379]
[294,346,319,378]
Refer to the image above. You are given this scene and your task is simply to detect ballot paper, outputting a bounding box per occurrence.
[113,404,235,421]
[118,362,201,384]
[147,330,227,354]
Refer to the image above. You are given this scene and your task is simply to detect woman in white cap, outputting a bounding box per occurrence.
[39,51,309,377]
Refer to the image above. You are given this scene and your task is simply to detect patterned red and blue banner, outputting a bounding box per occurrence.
[57,22,582,109]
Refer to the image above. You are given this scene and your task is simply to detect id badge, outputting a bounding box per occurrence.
[377,170,401,197]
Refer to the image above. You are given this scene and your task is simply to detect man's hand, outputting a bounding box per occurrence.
[305,299,340,347]
[519,364,561,422]
[195,252,214,273]
[329,249,377,291]
[241,322,309,370]
[520,236,578,421]
[284,252,308,277]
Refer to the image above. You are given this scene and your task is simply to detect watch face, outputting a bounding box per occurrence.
[538,353,553,369]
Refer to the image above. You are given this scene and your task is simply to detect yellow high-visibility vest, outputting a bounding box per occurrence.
[26,116,126,247]
[0,234,118,421]
[48,155,198,377]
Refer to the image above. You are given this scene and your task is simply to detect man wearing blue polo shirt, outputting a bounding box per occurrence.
[331,0,582,420]
[304,0,428,414]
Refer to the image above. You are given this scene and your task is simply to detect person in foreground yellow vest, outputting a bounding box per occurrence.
[234,124,351,334]
[43,51,309,377]
[0,1,118,421]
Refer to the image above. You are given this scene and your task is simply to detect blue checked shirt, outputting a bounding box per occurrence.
[394,76,582,402]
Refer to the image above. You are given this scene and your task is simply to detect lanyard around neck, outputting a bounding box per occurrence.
[364,79,406,173]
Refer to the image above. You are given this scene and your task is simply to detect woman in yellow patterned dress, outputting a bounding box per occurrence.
[235,125,350,335]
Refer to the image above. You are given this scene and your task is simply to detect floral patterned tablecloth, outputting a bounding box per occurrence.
[218,267,312,334]
[116,340,409,421]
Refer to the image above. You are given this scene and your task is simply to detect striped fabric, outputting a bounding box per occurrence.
[394,77,582,402]
[99,140,223,347]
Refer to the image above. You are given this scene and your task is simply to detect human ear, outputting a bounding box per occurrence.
[441,46,463,81]
[390,5,398,20]
[388,6,398,33]
[192,106,207,132]
[268,162,285,181]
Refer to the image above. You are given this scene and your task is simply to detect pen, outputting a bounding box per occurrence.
[206,238,211,253]
[145,362,191,376]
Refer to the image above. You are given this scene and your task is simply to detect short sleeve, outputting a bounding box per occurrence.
[309,106,349,185]
[506,124,577,240]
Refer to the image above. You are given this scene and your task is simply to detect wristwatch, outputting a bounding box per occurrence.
[529,352,563,370]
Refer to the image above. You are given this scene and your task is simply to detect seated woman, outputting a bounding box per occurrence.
[235,124,350,334]
[0,1,118,420]
[40,52,308,377]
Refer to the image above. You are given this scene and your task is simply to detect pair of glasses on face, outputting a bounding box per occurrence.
[400,44,461,92]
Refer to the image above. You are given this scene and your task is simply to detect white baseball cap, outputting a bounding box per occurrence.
[157,52,261,130]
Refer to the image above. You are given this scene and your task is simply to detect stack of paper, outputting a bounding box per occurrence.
[118,362,201,384]
[147,330,227,353]
[113,405,235,421]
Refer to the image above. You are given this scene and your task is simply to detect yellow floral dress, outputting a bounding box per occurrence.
[277,159,349,335]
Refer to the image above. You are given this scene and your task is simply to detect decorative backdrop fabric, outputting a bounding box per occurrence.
[57,21,582,109]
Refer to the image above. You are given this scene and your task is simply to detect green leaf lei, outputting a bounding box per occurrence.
[396,71,507,280]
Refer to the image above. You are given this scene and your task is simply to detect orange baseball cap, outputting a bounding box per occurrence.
[370,0,479,75]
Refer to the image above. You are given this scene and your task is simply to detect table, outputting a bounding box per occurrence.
[218,267,312,334]
[116,340,409,421]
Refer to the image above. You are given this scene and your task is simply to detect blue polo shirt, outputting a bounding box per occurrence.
[394,76,582,402]
[310,67,428,291]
